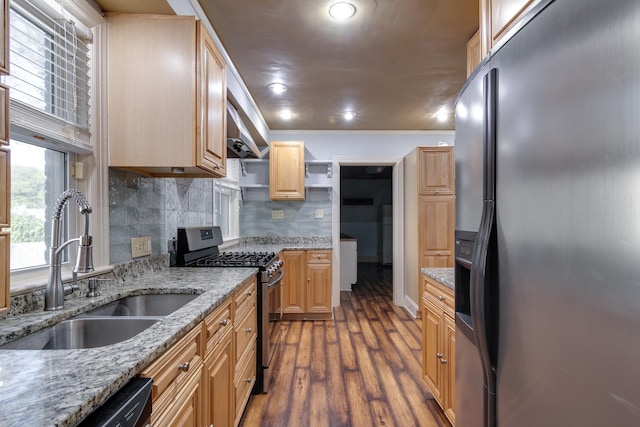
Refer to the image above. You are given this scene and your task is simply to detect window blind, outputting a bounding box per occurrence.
[4,0,92,152]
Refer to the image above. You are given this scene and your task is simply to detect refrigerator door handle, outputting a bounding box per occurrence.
[469,67,498,427]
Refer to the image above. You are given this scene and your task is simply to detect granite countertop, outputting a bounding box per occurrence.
[422,267,455,290]
[226,237,333,253]
[0,267,257,427]
[0,239,333,426]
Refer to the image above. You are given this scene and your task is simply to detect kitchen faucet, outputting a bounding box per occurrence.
[45,189,94,311]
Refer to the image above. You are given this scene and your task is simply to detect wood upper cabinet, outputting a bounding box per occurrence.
[417,146,455,196]
[0,147,9,228]
[404,146,455,317]
[282,249,332,320]
[422,276,456,426]
[481,0,541,55]
[269,140,305,200]
[107,14,227,178]
[0,0,9,316]
[0,0,7,75]
[466,30,481,77]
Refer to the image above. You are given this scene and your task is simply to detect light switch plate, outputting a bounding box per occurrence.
[131,236,152,258]
[272,210,284,219]
[315,209,324,219]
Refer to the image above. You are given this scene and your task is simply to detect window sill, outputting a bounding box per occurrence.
[10,265,114,297]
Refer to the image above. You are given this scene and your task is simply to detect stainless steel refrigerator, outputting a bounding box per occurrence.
[454,0,640,426]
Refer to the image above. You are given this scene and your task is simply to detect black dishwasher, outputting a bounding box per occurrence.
[77,378,152,427]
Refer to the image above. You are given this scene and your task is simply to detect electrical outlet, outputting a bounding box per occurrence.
[272,210,284,219]
[315,209,324,219]
[131,236,152,258]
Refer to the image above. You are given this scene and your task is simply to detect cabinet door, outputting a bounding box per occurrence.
[0,84,8,144]
[417,147,455,195]
[269,141,305,200]
[282,250,306,314]
[0,147,9,227]
[198,25,226,177]
[203,333,233,427]
[0,232,8,314]
[422,297,443,406]
[0,0,7,75]
[306,262,332,315]
[419,195,455,267]
[443,314,456,425]
[153,365,203,427]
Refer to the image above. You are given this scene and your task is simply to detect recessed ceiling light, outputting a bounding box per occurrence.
[279,109,294,120]
[436,112,449,122]
[329,2,356,20]
[268,83,288,94]
[341,111,357,121]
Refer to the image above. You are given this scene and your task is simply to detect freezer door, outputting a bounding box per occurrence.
[454,63,486,234]
[492,0,640,425]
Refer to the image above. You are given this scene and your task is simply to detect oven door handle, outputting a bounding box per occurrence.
[266,270,284,288]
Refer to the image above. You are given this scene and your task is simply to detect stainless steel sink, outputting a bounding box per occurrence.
[0,317,161,350]
[82,293,199,317]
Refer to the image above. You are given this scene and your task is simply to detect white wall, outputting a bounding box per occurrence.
[270,130,455,160]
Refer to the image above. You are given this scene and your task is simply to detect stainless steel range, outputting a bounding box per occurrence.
[173,226,283,394]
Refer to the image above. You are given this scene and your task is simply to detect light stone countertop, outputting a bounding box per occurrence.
[0,238,334,427]
[0,267,257,427]
[422,267,455,290]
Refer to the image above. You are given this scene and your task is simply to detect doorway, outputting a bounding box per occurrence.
[339,165,393,289]
[331,157,405,308]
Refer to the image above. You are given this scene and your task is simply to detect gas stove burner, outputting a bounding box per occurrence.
[195,251,277,268]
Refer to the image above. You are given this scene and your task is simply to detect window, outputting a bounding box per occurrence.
[5,0,93,274]
[10,140,68,270]
[214,159,240,240]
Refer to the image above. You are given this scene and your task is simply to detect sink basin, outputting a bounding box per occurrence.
[83,293,199,317]
[0,317,161,350]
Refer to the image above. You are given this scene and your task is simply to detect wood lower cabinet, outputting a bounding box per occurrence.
[203,299,234,427]
[107,14,227,178]
[0,232,8,315]
[282,249,332,320]
[139,325,205,427]
[269,140,305,200]
[141,276,257,427]
[422,276,455,426]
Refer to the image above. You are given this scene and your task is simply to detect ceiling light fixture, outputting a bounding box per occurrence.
[436,112,449,122]
[268,82,288,94]
[341,111,357,121]
[279,109,294,120]
[329,2,356,20]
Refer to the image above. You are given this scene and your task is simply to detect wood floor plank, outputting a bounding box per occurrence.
[240,263,451,427]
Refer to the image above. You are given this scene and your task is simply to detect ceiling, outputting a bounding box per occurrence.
[94,0,479,131]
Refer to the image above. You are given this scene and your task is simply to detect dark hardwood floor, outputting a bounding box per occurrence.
[240,263,452,427]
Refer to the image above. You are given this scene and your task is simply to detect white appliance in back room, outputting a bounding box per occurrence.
[381,204,392,265]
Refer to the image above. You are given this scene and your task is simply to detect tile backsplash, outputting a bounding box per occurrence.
[108,169,213,264]
[240,199,332,237]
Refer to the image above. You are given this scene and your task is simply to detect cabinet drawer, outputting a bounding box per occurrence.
[139,325,203,409]
[204,299,233,357]
[235,302,257,363]
[234,276,257,317]
[424,277,455,318]
[151,362,203,427]
[307,250,331,264]
[234,339,257,425]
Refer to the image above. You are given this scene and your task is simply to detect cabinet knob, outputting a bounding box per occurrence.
[219,319,228,326]
[246,290,254,296]
[440,358,448,364]
[245,377,253,383]
[177,362,190,372]
[245,327,253,333]
[436,353,443,358]
[438,295,445,301]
